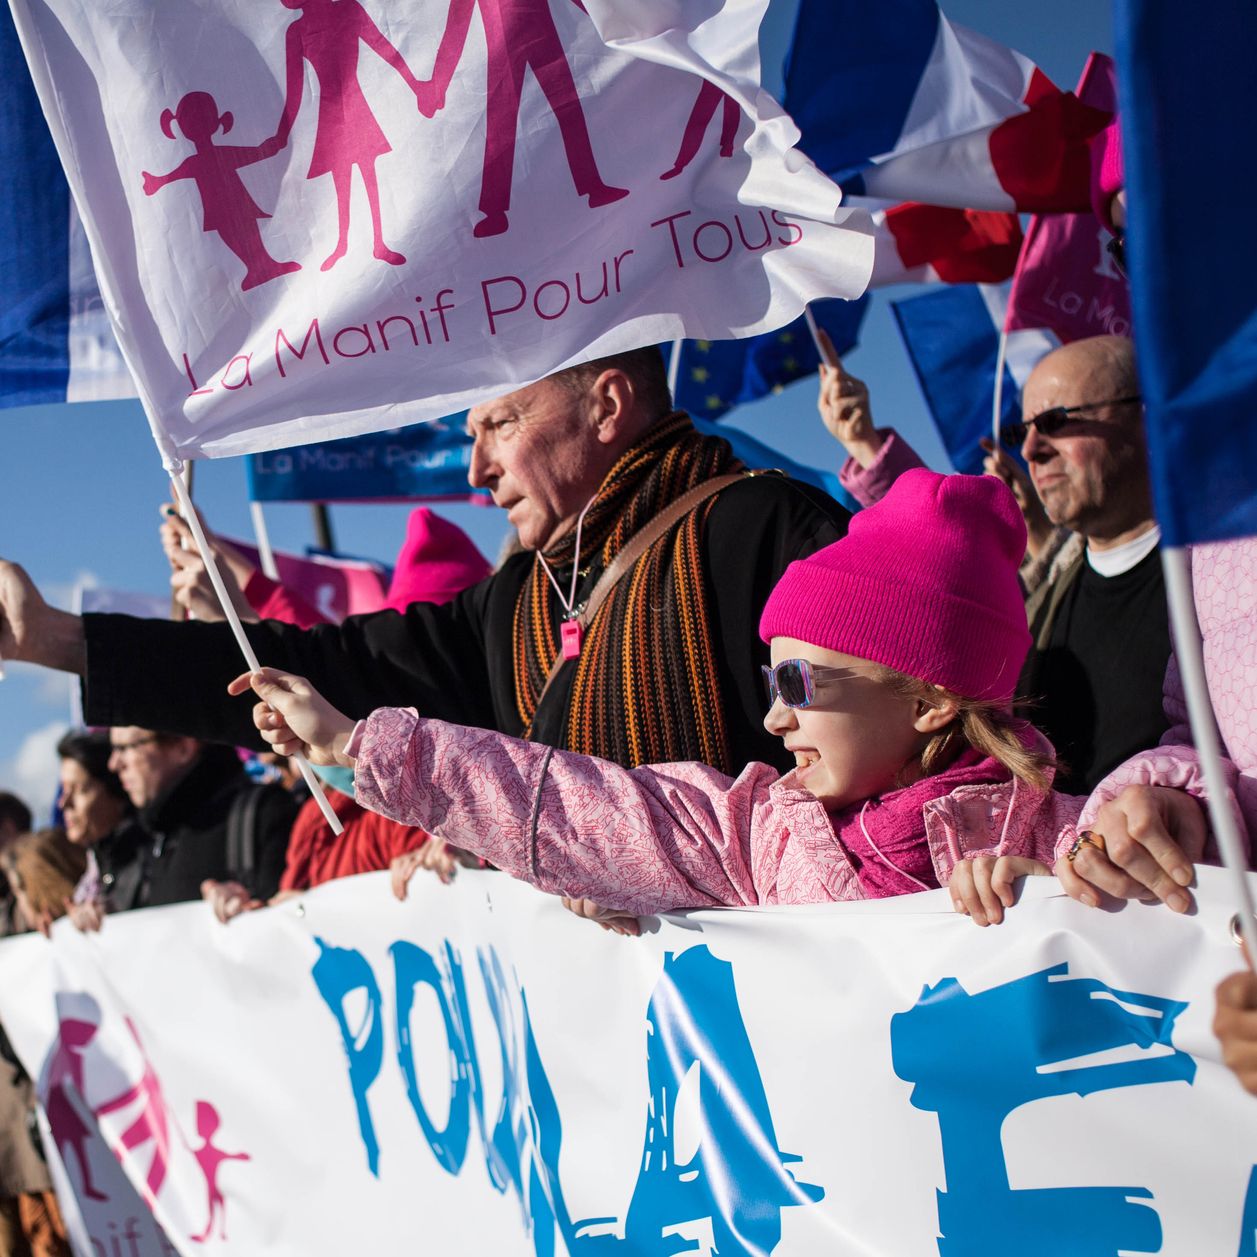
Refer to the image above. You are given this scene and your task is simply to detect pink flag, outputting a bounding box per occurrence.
[1003,55,1130,343]
[221,538,388,622]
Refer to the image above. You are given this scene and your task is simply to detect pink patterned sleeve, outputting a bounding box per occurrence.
[1056,744,1247,864]
[350,708,774,914]
[838,429,927,508]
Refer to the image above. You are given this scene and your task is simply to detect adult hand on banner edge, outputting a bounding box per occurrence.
[201,879,263,923]
[389,838,479,898]
[1054,784,1205,913]
[65,897,105,933]
[816,331,884,470]
[0,559,87,675]
[228,667,356,766]
[978,438,1055,560]
[949,855,1052,926]
[1214,969,1257,1096]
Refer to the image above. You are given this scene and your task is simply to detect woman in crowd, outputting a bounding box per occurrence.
[56,732,147,931]
[227,470,1081,917]
[0,829,83,1257]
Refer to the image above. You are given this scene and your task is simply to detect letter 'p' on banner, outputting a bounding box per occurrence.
[8,0,873,465]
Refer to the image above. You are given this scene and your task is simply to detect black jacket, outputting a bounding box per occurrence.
[92,816,149,914]
[138,745,297,907]
[82,475,848,776]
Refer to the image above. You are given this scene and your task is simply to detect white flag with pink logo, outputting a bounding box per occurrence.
[8,0,873,466]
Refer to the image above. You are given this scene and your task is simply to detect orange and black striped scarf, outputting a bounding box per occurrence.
[513,412,744,772]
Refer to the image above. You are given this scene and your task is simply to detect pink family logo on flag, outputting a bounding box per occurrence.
[12,0,871,464]
[40,994,251,1247]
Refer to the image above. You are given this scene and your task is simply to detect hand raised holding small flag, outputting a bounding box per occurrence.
[816,330,883,471]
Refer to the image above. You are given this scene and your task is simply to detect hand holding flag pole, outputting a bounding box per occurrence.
[169,469,343,836]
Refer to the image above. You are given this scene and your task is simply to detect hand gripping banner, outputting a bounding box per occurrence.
[0,866,1255,1256]
[8,0,873,465]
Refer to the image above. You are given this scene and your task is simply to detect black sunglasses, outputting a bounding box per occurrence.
[999,395,1142,450]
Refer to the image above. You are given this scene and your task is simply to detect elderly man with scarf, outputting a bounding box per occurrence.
[0,349,848,855]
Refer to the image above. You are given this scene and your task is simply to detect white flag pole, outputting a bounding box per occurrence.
[1162,546,1256,965]
[992,326,1010,447]
[666,338,683,399]
[170,469,344,835]
[803,304,839,368]
[250,502,280,581]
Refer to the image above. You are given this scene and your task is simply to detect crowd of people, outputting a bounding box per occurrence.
[1,137,1256,1257]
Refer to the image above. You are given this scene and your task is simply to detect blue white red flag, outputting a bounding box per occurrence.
[1116,1,1257,546]
[0,9,131,407]
[892,282,1056,474]
[9,0,872,464]
[785,0,1110,213]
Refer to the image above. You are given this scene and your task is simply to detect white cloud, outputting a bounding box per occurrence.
[0,721,68,822]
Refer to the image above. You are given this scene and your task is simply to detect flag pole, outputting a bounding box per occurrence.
[1162,546,1256,966]
[992,326,1009,446]
[667,338,683,399]
[311,503,335,553]
[250,502,280,581]
[170,469,344,835]
[803,304,839,368]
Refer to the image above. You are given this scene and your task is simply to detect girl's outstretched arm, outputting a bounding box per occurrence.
[141,157,195,195]
[350,706,767,915]
[229,667,770,915]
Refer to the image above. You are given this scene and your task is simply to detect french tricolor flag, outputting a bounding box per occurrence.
[1,8,131,408]
[784,0,1111,213]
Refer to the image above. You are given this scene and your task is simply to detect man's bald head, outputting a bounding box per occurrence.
[1020,335,1151,547]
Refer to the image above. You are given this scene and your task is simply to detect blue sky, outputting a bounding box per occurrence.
[0,0,1112,813]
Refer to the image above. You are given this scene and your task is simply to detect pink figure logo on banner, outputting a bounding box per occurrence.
[43,1011,109,1201]
[421,0,628,238]
[188,1102,251,1244]
[661,80,741,181]
[40,997,251,1245]
[141,91,301,292]
[268,0,430,270]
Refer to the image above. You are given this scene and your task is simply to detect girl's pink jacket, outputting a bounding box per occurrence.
[349,709,1081,915]
[1061,539,1257,861]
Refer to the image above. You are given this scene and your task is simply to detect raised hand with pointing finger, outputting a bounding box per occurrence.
[815,329,884,470]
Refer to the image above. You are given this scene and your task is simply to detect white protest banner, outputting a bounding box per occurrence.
[1,866,1255,1256]
[8,0,873,466]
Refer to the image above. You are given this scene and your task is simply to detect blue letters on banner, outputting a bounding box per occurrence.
[892,963,1195,1256]
[314,943,1203,1255]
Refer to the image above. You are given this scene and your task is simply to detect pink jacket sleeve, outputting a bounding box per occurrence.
[350,707,778,915]
[837,429,927,508]
[243,571,331,629]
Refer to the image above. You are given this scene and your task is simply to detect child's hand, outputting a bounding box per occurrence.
[950,855,1051,926]
[141,171,161,196]
[226,667,355,766]
[258,134,283,159]
[1215,971,1257,1096]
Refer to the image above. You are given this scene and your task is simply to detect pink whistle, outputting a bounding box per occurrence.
[560,619,583,660]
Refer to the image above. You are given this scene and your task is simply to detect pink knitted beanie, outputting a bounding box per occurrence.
[759,469,1031,701]
[384,507,492,611]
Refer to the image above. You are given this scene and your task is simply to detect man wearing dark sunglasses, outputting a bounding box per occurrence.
[1013,334,1170,796]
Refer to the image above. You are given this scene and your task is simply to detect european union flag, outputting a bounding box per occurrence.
[672,298,868,423]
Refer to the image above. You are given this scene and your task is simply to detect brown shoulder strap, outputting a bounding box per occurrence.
[532,471,753,711]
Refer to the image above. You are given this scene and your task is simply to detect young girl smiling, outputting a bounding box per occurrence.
[231,470,1080,917]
